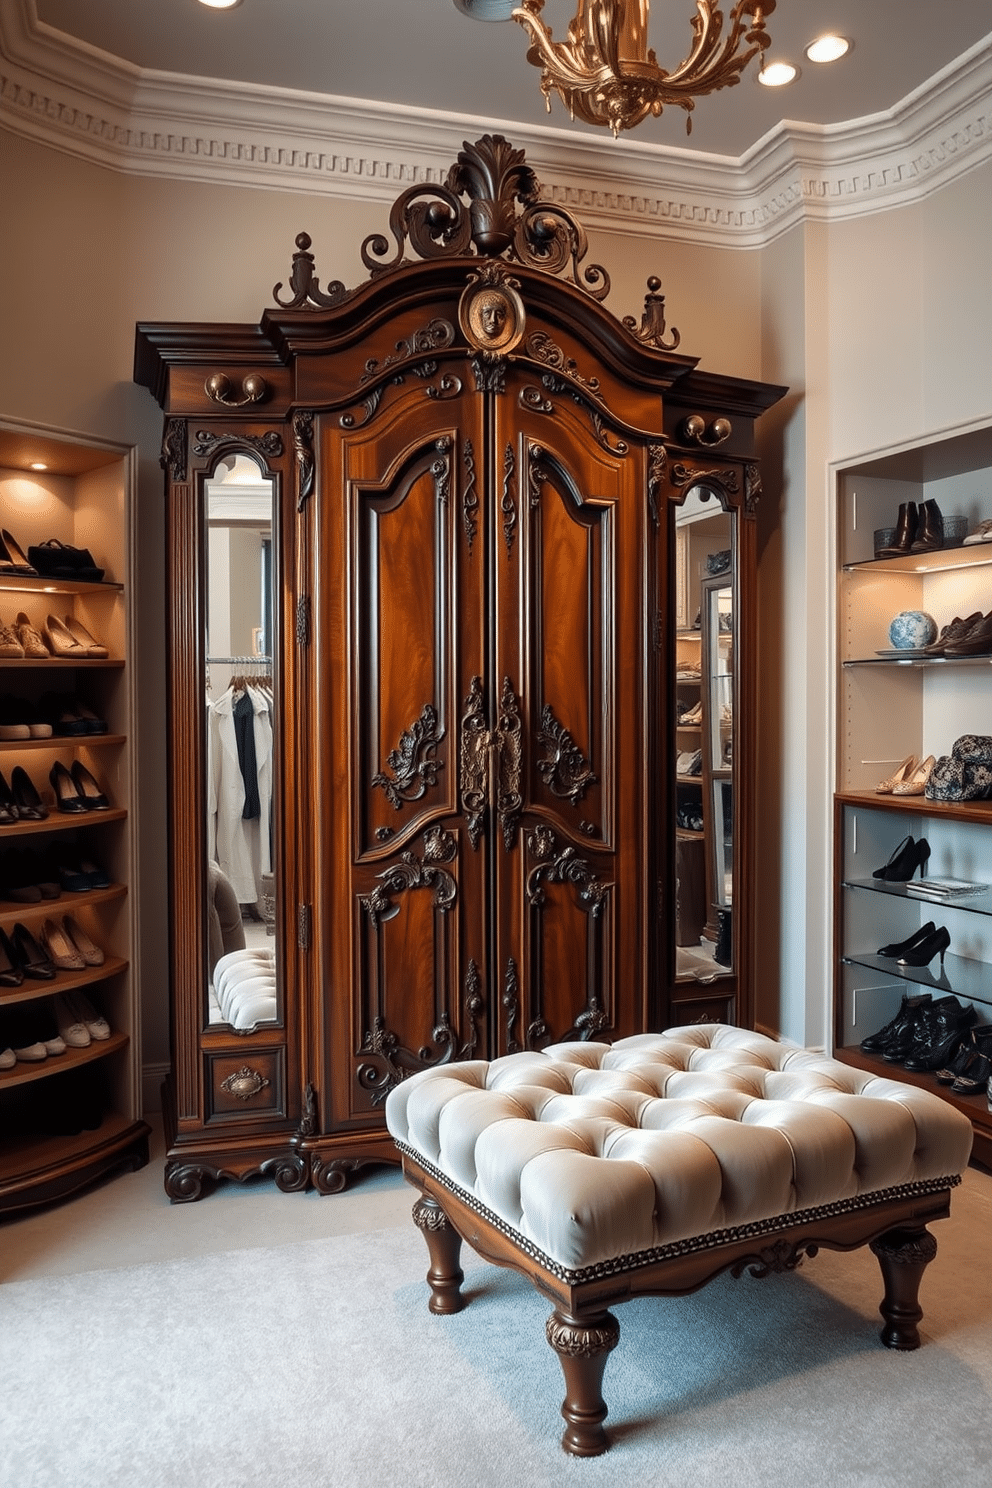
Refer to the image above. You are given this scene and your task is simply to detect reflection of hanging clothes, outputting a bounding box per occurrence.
[233,689,261,819]
[207,684,273,904]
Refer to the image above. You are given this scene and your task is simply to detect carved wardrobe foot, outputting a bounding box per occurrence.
[412,1195,465,1314]
[546,1309,621,1457]
[870,1225,938,1350]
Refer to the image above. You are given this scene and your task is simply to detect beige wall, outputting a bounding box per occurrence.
[2,124,990,1077]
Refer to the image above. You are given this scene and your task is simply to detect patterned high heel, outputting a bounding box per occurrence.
[875,755,918,793]
[892,755,936,795]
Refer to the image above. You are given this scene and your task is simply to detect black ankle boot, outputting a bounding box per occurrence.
[861,991,931,1055]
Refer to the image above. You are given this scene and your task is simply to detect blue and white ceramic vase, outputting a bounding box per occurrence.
[888,610,938,649]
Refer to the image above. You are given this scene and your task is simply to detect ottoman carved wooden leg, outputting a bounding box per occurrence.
[870,1225,939,1350]
[412,1195,465,1315]
[546,1309,621,1457]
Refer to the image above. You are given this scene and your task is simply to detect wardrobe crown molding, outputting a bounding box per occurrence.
[1,0,990,248]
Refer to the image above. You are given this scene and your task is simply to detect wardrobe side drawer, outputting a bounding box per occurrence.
[205,1048,286,1121]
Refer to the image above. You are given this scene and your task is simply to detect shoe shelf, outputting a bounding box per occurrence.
[834,423,992,1169]
[1,418,146,1213]
[0,1028,129,1091]
[0,658,125,669]
[0,735,126,753]
[0,576,123,597]
[0,1110,148,1199]
[0,807,127,839]
[0,882,127,929]
[0,956,128,1009]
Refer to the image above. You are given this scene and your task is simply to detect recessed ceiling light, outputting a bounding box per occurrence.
[805,35,851,64]
[758,61,799,88]
[29,461,47,470]
[198,0,242,10]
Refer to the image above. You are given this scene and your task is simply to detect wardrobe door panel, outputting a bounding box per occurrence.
[316,398,489,1129]
[492,392,650,1050]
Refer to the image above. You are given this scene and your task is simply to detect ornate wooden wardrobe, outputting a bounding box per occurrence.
[135,136,785,1199]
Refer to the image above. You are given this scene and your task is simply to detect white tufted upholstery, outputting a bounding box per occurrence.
[386,1025,974,1272]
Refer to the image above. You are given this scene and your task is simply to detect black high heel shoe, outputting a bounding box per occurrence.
[872,835,930,882]
[0,769,20,826]
[10,921,56,980]
[70,760,109,810]
[9,765,48,820]
[897,923,950,971]
[49,760,88,813]
[0,926,25,986]
[878,921,935,957]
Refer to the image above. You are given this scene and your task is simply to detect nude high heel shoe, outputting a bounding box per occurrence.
[892,754,936,796]
[875,755,918,794]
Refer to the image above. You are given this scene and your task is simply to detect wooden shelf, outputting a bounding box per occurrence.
[836,791,992,826]
[0,735,125,753]
[0,574,122,596]
[0,1112,150,1210]
[0,956,128,1009]
[0,657,123,669]
[0,883,127,930]
[0,807,127,839]
[0,1029,128,1090]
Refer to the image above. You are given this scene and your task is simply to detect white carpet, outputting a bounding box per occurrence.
[1,1172,990,1488]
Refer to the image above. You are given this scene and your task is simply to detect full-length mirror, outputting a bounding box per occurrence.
[203,453,278,1030]
[673,485,735,980]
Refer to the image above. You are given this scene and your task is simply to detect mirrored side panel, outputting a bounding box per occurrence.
[673,485,735,981]
[203,453,279,1031]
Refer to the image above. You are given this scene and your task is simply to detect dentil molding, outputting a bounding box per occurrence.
[1,0,990,249]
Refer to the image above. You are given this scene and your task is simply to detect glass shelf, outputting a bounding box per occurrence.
[842,950,992,1008]
[843,876,992,916]
[842,543,992,576]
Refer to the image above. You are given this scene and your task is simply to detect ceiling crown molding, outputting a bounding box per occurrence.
[1,0,990,250]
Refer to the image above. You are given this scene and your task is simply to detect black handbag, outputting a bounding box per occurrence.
[26,539,104,583]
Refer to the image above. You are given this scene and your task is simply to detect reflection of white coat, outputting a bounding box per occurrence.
[207,686,272,905]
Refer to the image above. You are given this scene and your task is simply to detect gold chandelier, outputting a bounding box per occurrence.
[511,0,776,136]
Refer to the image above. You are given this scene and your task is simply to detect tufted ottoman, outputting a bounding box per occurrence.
[385,1024,974,1456]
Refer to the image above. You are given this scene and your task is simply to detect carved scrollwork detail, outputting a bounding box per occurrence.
[503,956,520,1054]
[731,1239,811,1279]
[372,704,444,811]
[647,443,667,527]
[220,1066,271,1101]
[546,1312,621,1359]
[537,703,597,805]
[460,675,489,850]
[526,441,551,507]
[494,677,523,850]
[471,355,506,394]
[358,135,609,302]
[501,443,518,554]
[459,959,485,1059]
[359,319,456,385]
[204,372,269,408]
[520,385,554,416]
[297,1082,318,1138]
[192,429,283,461]
[293,409,315,511]
[273,231,347,310]
[525,332,628,453]
[359,827,458,929]
[164,1162,217,1203]
[357,1011,457,1105]
[669,461,740,497]
[745,461,763,516]
[570,998,610,1040]
[680,413,732,448]
[269,1152,310,1193]
[426,374,463,402]
[161,418,188,482]
[622,276,680,350]
[462,438,479,551]
[311,1157,361,1195]
[432,435,451,507]
[526,827,612,916]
